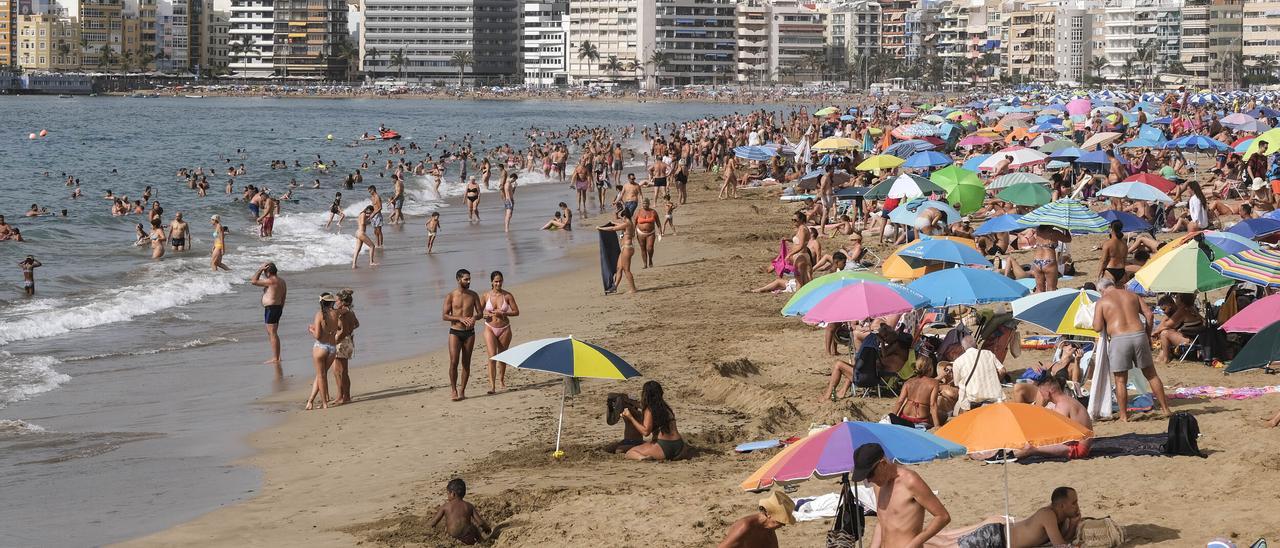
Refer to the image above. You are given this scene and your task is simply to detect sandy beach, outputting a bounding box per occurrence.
[123,172,1280,547]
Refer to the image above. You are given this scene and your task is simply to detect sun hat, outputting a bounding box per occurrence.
[758,491,797,526]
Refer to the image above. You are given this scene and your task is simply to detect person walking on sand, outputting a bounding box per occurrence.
[853,442,951,548]
[331,288,359,405]
[442,269,482,401]
[619,173,642,217]
[367,185,385,247]
[481,271,519,394]
[210,216,229,271]
[598,209,638,293]
[1097,220,1128,284]
[501,173,517,233]
[18,255,41,296]
[251,262,287,366]
[389,176,405,225]
[352,205,379,268]
[465,177,481,222]
[1091,277,1171,421]
[718,491,796,548]
[305,293,341,410]
[426,212,441,253]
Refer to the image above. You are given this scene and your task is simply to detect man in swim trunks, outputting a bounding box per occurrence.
[367,185,385,247]
[1092,277,1171,421]
[251,262,287,366]
[1014,375,1092,460]
[855,443,950,547]
[649,155,668,202]
[501,174,517,233]
[442,269,482,401]
[258,192,277,238]
[168,212,190,251]
[389,176,405,225]
[620,173,642,217]
[947,487,1081,548]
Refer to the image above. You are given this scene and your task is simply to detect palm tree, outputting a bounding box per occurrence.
[451,50,473,87]
[646,49,671,87]
[98,44,116,70]
[604,55,624,82]
[230,37,254,73]
[120,49,136,73]
[1120,58,1137,88]
[331,37,360,81]
[625,59,645,86]
[389,48,407,80]
[577,40,600,83]
[1088,56,1108,85]
[364,46,380,77]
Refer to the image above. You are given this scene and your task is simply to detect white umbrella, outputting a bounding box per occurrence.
[978,148,1049,172]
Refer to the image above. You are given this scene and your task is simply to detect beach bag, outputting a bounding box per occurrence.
[1077,517,1125,547]
[826,479,865,548]
[1162,411,1204,457]
[1072,300,1096,330]
[853,334,882,389]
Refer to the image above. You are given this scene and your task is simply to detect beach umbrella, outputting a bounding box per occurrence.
[799,168,853,186]
[856,154,906,171]
[884,139,936,158]
[1222,293,1280,333]
[1221,112,1259,129]
[803,281,929,324]
[1243,127,1280,159]
[1096,210,1152,233]
[1074,150,1122,172]
[888,198,963,227]
[907,267,1028,307]
[881,236,977,281]
[958,135,994,148]
[1202,230,1261,256]
[814,136,860,152]
[936,402,1093,548]
[1039,140,1077,154]
[1096,181,1173,203]
[1162,135,1230,152]
[989,172,1050,189]
[1226,319,1280,373]
[1235,119,1271,134]
[1080,132,1122,151]
[1234,137,1256,153]
[1211,248,1280,287]
[741,421,966,492]
[962,154,991,171]
[1048,146,1085,162]
[1011,288,1101,337]
[1017,199,1108,233]
[813,106,839,116]
[997,183,1052,206]
[896,238,991,267]
[973,213,1026,236]
[734,146,777,161]
[834,186,870,199]
[892,122,938,139]
[1123,172,1175,193]
[1030,121,1067,133]
[930,165,982,189]
[1066,98,1091,116]
[781,271,890,317]
[1134,240,1234,293]
[1226,218,1280,240]
[929,168,986,215]
[902,151,953,169]
[492,337,641,456]
[977,147,1048,171]
[865,173,944,199]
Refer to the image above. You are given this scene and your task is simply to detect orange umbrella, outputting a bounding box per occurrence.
[881,236,978,281]
[936,402,1092,548]
[1004,127,1038,143]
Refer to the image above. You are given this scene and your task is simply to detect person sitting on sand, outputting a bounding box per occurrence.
[891,356,943,428]
[930,487,1081,548]
[1011,375,1092,460]
[717,491,795,548]
[619,380,684,461]
[1151,293,1204,364]
[541,211,568,230]
[430,478,491,546]
[952,337,1006,413]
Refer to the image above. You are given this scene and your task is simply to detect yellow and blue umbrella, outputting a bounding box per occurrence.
[493,337,640,456]
[1011,288,1101,337]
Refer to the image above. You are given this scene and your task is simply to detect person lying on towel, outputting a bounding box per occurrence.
[926,487,1082,548]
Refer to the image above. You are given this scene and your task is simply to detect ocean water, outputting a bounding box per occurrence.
[0,96,754,545]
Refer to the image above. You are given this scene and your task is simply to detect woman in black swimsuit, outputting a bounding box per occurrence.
[325,192,345,229]
[621,381,684,461]
[465,178,481,222]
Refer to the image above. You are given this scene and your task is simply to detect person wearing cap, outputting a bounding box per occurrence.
[717,490,795,548]
[853,442,950,548]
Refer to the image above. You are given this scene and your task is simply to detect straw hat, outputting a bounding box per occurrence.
[758,491,796,526]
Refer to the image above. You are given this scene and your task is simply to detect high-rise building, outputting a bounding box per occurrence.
[936,0,968,71]
[905,0,940,62]
[734,0,768,84]
[362,0,520,83]
[1241,0,1274,85]
[879,0,911,59]
[16,12,79,70]
[1,0,15,67]
[200,5,230,75]
[1051,5,1093,84]
[521,0,567,86]
[1005,1,1055,83]
[80,0,124,68]
[1100,0,1182,85]
[157,0,190,71]
[272,0,347,78]
[566,0,654,85]
[653,0,736,86]
[768,0,826,82]
[827,0,881,85]
[228,0,274,76]
[1208,0,1243,87]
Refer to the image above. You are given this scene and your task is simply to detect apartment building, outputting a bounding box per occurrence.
[735,0,767,83]
[565,0,655,85]
[228,0,272,76]
[1005,1,1055,82]
[768,0,825,81]
[1100,0,1182,83]
[80,0,124,67]
[157,0,191,71]
[879,0,910,59]
[827,0,881,84]
[652,0,736,85]
[1051,6,1092,84]
[272,0,348,78]
[1,0,14,67]
[522,0,568,86]
[362,0,520,82]
[16,12,79,70]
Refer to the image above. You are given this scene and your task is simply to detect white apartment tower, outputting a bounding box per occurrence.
[565,0,655,85]
[522,0,568,86]
[228,0,273,76]
[361,0,520,83]
[653,0,736,86]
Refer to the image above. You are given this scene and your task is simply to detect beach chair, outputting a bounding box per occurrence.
[852,334,891,398]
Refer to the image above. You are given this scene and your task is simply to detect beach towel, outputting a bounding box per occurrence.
[598,223,621,293]
[1015,433,1170,465]
[1169,385,1280,400]
[772,239,796,277]
[793,485,877,522]
[1087,331,1115,420]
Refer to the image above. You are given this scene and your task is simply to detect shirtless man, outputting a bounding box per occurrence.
[0,216,12,240]
[855,443,950,548]
[251,262,287,366]
[367,185,385,247]
[442,269,482,401]
[1014,375,1092,459]
[1091,277,1171,421]
[939,487,1081,548]
[168,212,191,251]
[619,173,643,217]
[717,491,796,548]
[257,192,276,238]
[389,176,405,225]
[649,154,669,203]
[1097,220,1128,283]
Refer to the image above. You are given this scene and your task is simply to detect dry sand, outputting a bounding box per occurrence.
[123,173,1280,547]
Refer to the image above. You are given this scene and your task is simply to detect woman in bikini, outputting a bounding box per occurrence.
[635,199,659,268]
[1030,224,1071,293]
[621,380,684,461]
[149,218,166,260]
[465,177,481,222]
[211,219,229,271]
[482,271,520,393]
[352,206,379,268]
[331,288,360,405]
[892,357,943,428]
[305,293,341,410]
[787,211,815,287]
[598,209,638,293]
[480,158,491,190]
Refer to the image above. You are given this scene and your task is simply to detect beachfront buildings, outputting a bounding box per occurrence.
[521,0,568,86]
[0,0,13,68]
[827,0,881,85]
[15,12,79,70]
[360,0,520,83]
[564,0,654,85]
[80,0,124,68]
[652,0,736,85]
[272,0,348,78]
[228,0,273,76]
[734,0,767,83]
[767,0,826,82]
[1098,0,1182,84]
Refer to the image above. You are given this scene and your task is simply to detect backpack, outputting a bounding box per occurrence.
[853,333,882,389]
[1162,411,1204,457]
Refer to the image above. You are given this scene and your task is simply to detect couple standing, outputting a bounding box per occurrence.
[305,288,360,409]
[442,269,520,401]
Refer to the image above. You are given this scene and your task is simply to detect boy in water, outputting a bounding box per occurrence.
[430,479,490,545]
[426,212,441,254]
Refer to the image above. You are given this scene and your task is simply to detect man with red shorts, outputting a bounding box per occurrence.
[1014,374,1092,460]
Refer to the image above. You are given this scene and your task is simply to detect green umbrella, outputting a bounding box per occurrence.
[997,183,1053,207]
[930,166,985,215]
[1039,140,1077,153]
[1227,318,1280,373]
[930,165,982,189]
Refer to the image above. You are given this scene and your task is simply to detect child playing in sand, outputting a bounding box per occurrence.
[426,212,440,254]
[430,478,490,545]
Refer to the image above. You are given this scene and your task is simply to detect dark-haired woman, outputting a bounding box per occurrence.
[621,381,684,461]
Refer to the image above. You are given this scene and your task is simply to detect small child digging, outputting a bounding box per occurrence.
[430,478,490,545]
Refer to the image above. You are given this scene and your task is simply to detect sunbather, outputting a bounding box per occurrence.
[891,357,943,428]
[928,487,1081,548]
[1013,375,1092,460]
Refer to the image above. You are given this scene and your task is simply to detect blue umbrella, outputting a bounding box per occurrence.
[973,213,1026,236]
[1202,230,1262,256]
[888,198,962,226]
[1150,116,1173,125]
[896,238,992,267]
[885,140,935,158]
[962,154,991,171]
[1162,135,1230,152]
[903,151,953,169]
[1227,218,1280,240]
[734,146,777,161]
[1075,150,1119,171]
[1049,147,1085,161]
[1011,288,1102,336]
[1095,210,1152,233]
[1249,107,1280,119]
[908,267,1029,306]
[1031,121,1068,133]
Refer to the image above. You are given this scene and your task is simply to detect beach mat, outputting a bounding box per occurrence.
[1016,433,1170,465]
[598,223,620,293]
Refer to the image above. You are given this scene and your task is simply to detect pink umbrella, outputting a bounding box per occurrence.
[958,135,994,148]
[1222,293,1280,333]
[1067,98,1092,117]
[802,281,929,324]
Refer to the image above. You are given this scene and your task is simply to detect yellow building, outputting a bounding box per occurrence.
[16,13,79,71]
[80,0,123,68]
[1,0,15,66]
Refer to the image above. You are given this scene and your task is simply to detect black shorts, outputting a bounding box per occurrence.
[264,305,284,325]
[654,177,667,187]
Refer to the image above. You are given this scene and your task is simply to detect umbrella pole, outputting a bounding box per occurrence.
[554,380,567,457]
[1003,458,1012,548]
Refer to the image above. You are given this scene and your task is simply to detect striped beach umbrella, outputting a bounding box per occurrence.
[892,122,938,139]
[865,173,944,199]
[733,145,777,161]
[1226,217,1280,240]
[1011,288,1101,337]
[1211,248,1280,287]
[997,183,1052,206]
[781,271,890,317]
[989,172,1050,189]
[1016,199,1109,233]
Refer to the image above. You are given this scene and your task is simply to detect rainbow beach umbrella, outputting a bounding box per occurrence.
[1011,288,1101,337]
[741,421,966,491]
[492,337,641,456]
[1211,248,1280,287]
[1135,240,1233,293]
[781,270,890,317]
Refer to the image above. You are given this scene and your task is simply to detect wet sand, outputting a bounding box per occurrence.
[126,172,1280,547]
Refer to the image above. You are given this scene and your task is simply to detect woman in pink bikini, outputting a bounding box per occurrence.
[482,271,520,394]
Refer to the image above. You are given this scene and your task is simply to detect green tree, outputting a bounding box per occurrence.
[604,55,624,81]
[451,50,473,87]
[331,37,360,81]
[390,48,407,80]
[646,49,671,86]
[98,44,116,69]
[577,40,600,82]
[364,46,380,76]
[1088,56,1108,85]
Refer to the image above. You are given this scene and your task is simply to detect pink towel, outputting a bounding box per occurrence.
[772,239,796,277]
